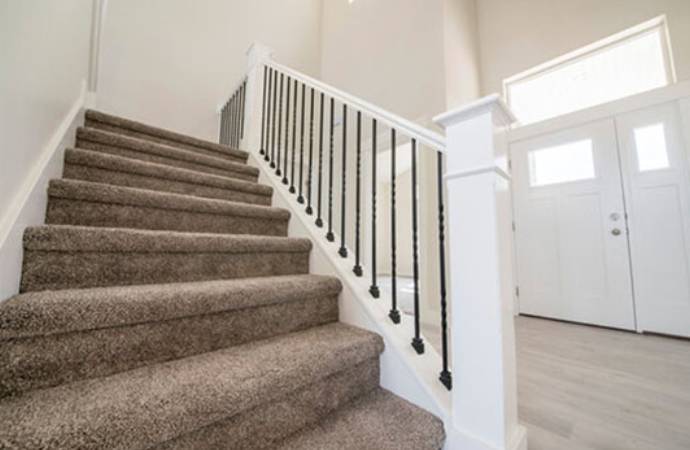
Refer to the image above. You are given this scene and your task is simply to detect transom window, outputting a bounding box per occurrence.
[505,16,675,125]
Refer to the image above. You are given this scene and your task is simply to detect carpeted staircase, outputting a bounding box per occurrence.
[0,110,445,449]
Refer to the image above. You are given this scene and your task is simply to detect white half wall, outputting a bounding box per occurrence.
[0,0,94,300]
[477,0,690,94]
[96,0,323,142]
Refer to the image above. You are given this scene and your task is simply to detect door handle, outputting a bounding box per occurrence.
[611,228,622,236]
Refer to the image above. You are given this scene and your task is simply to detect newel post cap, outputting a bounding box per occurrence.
[246,42,274,68]
[433,94,516,129]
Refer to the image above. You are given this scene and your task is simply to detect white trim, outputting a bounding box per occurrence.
[434,94,516,128]
[510,80,690,143]
[444,164,511,182]
[265,60,447,152]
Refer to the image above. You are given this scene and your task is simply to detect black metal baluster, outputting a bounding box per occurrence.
[270,69,277,166]
[230,91,239,147]
[219,104,225,144]
[389,129,400,324]
[369,119,380,298]
[240,80,246,140]
[306,88,315,215]
[290,78,298,193]
[259,67,268,155]
[282,76,290,184]
[326,97,335,242]
[229,95,235,147]
[264,69,272,161]
[315,92,325,227]
[411,139,425,353]
[297,83,306,203]
[437,152,452,390]
[353,111,363,276]
[276,73,284,176]
[338,104,348,257]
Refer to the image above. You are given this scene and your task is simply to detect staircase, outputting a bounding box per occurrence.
[0,110,445,449]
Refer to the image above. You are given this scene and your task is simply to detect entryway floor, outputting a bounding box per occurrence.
[421,316,690,449]
[515,315,690,449]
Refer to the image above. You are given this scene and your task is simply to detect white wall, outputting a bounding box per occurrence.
[0,0,93,299]
[0,0,92,229]
[320,0,447,123]
[477,0,690,95]
[97,0,322,142]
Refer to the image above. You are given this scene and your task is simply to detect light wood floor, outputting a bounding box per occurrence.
[421,316,690,449]
[516,316,690,450]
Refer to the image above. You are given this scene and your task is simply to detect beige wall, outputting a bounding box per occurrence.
[0,0,92,224]
[97,0,322,142]
[320,0,448,123]
[477,0,690,95]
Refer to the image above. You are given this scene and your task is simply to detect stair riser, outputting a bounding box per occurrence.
[77,139,257,181]
[63,163,271,205]
[0,295,338,398]
[46,198,288,236]
[85,119,246,163]
[21,251,310,292]
[153,358,379,450]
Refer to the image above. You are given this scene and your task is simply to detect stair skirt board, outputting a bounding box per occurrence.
[0,109,446,449]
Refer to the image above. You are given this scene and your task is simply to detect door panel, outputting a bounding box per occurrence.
[616,103,690,337]
[512,119,636,329]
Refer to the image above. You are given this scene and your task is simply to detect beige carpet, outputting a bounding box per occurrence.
[0,109,445,449]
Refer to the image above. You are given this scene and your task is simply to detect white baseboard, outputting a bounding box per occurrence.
[0,82,89,301]
[445,424,528,450]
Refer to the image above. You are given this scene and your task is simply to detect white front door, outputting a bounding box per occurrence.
[512,119,636,329]
[616,103,690,337]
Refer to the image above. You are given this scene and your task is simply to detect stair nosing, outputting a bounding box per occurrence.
[65,148,272,197]
[0,275,342,340]
[24,225,312,253]
[85,109,249,161]
[77,127,259,176]
[48,179,289,221]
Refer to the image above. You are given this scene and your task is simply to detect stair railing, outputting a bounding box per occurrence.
[254,58,453,391]
[222,43,527,449]
[219,76,247,148]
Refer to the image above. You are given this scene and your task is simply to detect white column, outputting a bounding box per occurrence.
[241,42,273,153]
[434,95,527,450]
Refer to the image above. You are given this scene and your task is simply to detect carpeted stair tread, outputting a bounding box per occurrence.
[63,148,273,204]
[0,275,341,397]
[276,388,445,450]
[77,127,258,180]
[0,323,384,450]
[21,226,311,291]
[46,178,289,235]
[85,109,248,162]
[0,274,341,339]
[152,359,379,450]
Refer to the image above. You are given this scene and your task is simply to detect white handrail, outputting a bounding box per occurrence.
[265,60,446,153]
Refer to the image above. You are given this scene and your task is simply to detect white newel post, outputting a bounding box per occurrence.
[241,42,273,153]
[434,95,527,450]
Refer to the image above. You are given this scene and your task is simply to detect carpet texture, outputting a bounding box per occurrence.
[0,110,445,449]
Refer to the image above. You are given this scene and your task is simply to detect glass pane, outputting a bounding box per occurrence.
[508,29,669,125]
[634,123,669,171]
[529,139,596,187]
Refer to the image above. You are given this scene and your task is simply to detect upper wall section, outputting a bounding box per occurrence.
[0,0,93,223]
[97,0,323,142]
[320,0,448,126]
[477,0,690,94]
